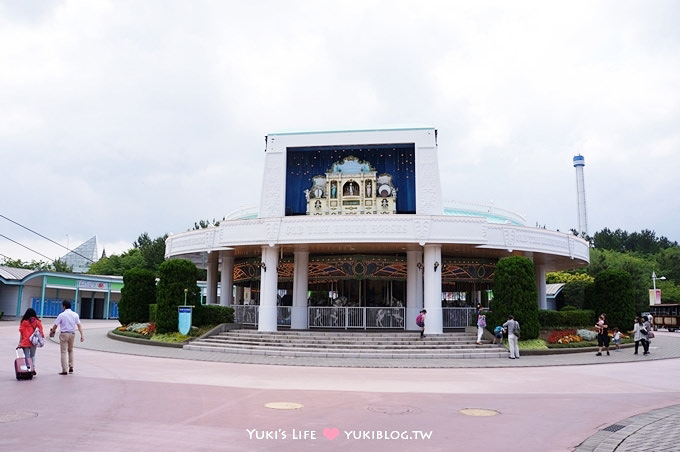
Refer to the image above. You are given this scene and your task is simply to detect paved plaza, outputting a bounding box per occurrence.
[2,319,680,451]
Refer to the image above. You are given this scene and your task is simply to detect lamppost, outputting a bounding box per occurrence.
[652,272,666,291]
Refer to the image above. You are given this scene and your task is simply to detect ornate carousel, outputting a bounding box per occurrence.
[165,127,590,334]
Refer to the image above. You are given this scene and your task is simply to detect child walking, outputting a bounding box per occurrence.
[493,325,504,345]
[612,328,621,351]
[416,309,427,338]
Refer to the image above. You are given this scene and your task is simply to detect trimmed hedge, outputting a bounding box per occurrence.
[194,305,234,326]
[155,259,200,333]
[119,268,156,325]
[489,256,540,339]
[590,269,636,333]
[148,302,233,328]
[538,309,596,329]
[149,304,157,323]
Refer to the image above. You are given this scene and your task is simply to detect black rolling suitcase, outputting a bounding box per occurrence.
[14,348,33,380]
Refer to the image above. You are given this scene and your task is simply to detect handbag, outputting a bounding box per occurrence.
[30,328,45,347]
[648,331,655,339]
[514,321,520,338]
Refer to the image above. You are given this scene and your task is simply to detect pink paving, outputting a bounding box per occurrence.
[2,320,680,452]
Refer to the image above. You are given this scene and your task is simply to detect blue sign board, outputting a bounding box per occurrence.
[178,306,193,335]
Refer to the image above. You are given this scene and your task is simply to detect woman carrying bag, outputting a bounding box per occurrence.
[18,308,44,376]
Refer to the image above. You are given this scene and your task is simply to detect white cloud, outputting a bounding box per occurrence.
[2,0,679,262]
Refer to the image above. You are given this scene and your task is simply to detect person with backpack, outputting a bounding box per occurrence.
[502,315,521,359]
[416,309,427,338]
[18,308,44,376]
[492,325,504,345]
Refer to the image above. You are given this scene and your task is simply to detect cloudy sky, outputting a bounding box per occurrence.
[1,0,679,264]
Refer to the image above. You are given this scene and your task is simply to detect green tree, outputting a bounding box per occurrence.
[193,218,223,229]
[586,249,654,314]
[593,227,677,254]
[51,258,73,273]
[133,232,168,274]
[489,256,539,339]
[546,271,569,284]
[561,280,593,309]
[155,259,199,333]
[1,257,53,271]
[656,280,680,303]
[119,268,157,324]
[590,269,636,332]
[87,249,146,276]
[593,228,628,252]
[656,247,680,284]
[626,229,661,254]
[546,271,594,284]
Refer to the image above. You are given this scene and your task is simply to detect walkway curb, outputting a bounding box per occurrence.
[520,342,635,355]
[574,404,680,452]
[107,330,185,348]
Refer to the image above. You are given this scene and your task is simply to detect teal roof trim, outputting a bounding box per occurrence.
[443,208,524,226]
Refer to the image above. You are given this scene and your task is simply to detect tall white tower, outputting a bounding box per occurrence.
[573,155,588,237]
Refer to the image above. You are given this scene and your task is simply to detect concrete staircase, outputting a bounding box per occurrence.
[183,329,508,359]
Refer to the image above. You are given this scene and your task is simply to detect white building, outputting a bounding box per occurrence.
[165,127,589,334]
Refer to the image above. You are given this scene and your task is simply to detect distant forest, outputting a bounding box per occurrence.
[550,227,680,312]
[591,228,677,254]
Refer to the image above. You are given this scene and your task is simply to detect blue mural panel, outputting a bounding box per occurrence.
[285,143,416,215]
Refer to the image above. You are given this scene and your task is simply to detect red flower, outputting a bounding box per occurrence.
[547,329,577,344]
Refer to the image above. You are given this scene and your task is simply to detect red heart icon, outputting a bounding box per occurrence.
[323,427,340,440]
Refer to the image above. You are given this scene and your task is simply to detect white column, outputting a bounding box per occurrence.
[258,245,279,332]
[219,250,234,306]
[406,249,423,331]
[206,252,218,305]
[423,244,443,334]
[291,250,309,329]
[535,263,548,310]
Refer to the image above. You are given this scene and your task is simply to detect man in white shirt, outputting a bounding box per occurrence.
[49,300,84,375]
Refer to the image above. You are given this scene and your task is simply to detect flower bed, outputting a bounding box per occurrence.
[112,323,215,343]
[541,327,632,349]
[547,329,582,344]
[116,322,156,337]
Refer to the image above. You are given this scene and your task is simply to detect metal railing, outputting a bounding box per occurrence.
[233,305,259,325]
[233,305,292,327]
[277,306,291,326]
[442,307,476,328]
[233,305,473,329]
[308,306,405,329]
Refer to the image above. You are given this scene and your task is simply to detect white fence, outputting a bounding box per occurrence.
[277,306,291,326]
[308,307,405,329]
[233,305,259,325]
[442,307,477,328]
[233,305,475,329]
[233,305,291,327]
